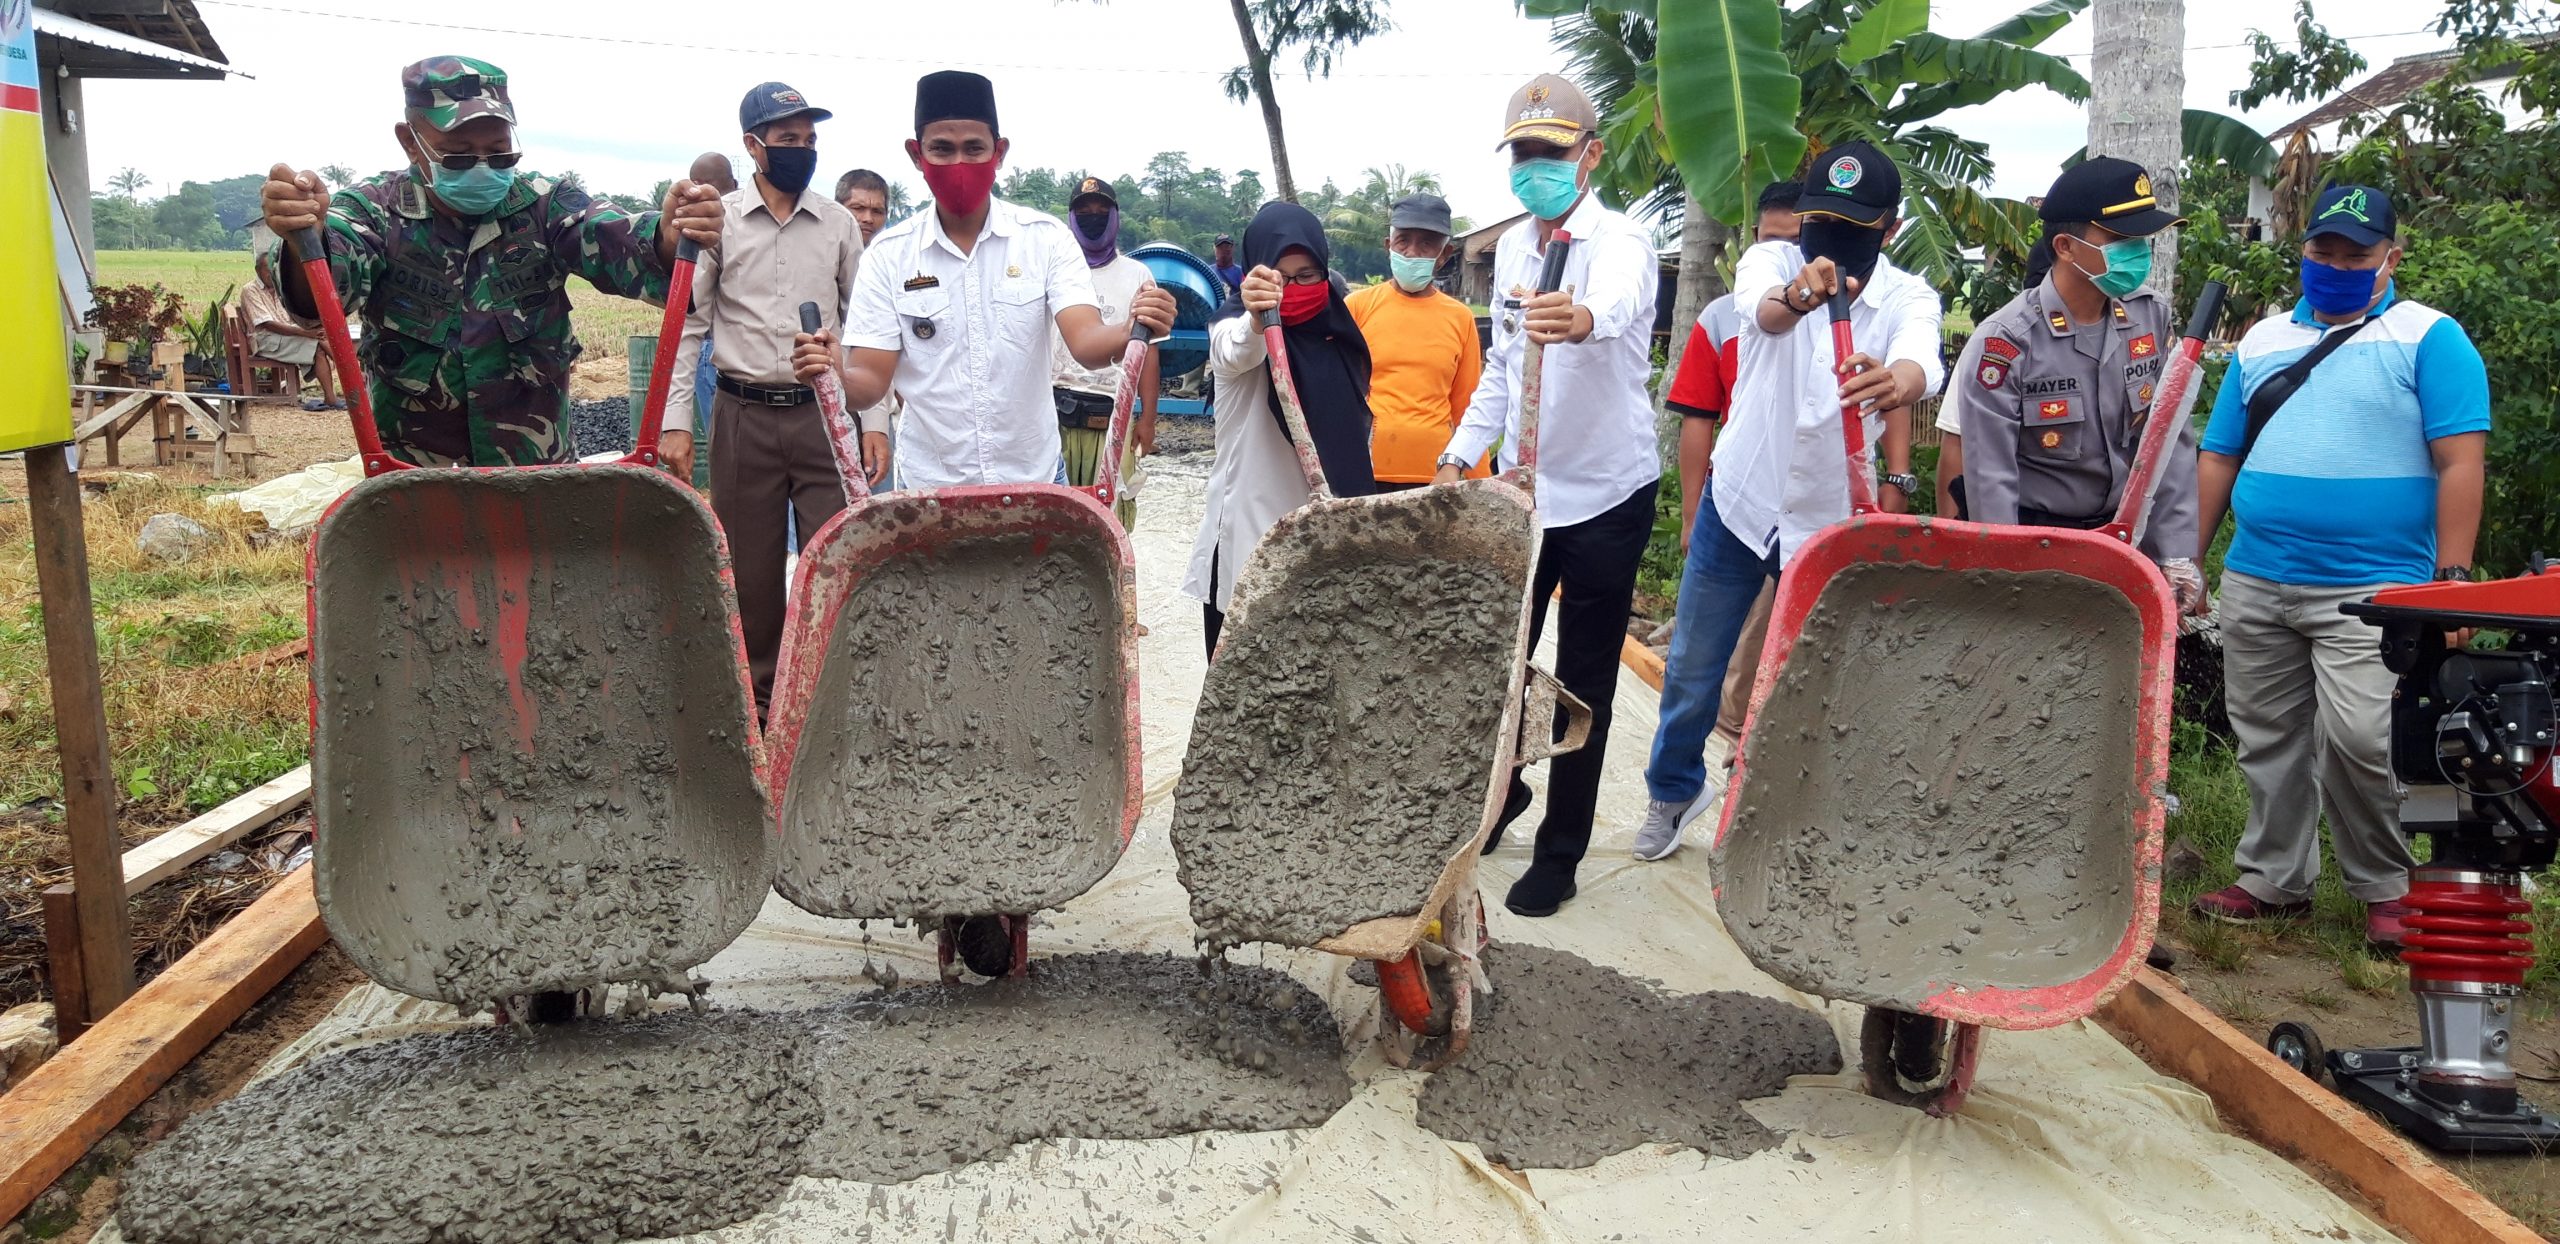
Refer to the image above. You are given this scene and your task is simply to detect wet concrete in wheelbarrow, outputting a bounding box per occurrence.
[308,466,770,1011]
[1415,945,1842,1169]
[116,953,1352,1244]
[1718,563,2145,1010]
[776,532,1131,921]
[1172,556,1518,948]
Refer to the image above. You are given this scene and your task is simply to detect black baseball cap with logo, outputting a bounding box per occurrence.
[1796,140,1900,227]
[2039,157,2183,236]
[1070,176,1117,209]
[2303,184,2396,246]
[739,81,830,132]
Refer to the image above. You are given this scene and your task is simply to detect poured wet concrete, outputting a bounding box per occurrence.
[118,1010,817,1244]
[1415,945,1841,1168]
[116,954,1350,1244]
[309,467,771,1009]
[776,533,1130,921]
[1173,556,1516,948]
[1718,564,2143,1010]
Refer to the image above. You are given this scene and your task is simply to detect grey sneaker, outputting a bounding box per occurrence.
[1632,781,1720,862]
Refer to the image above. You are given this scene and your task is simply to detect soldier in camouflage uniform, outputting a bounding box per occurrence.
[258,56,726,466]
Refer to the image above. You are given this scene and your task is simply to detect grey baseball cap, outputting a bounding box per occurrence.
[1389,193,1454,236]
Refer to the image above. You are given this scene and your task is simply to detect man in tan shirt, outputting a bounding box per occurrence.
[664,81,882,715]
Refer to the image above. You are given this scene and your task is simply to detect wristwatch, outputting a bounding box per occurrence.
[2436,564,2472,582]
[1880,472,1919,495]
[1436,453,1472,472]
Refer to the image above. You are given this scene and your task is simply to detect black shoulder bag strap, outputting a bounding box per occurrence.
[2236,314,2377,466]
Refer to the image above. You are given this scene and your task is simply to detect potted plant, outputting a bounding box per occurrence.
[88,283,184,368]
[180,285,234,379]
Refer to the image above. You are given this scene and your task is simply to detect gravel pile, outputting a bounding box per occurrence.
[570,397,632,458]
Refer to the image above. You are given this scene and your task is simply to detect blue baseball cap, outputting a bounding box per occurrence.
[740,81,830,132]
[2304,184,2395,246]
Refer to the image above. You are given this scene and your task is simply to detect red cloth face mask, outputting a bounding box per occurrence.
[1279,281,1328,325]
[919,157,997,216]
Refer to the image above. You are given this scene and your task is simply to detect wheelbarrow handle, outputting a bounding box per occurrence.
[2103,279,2227,544]
[629,236,702,471]
[1828,283,1877,516]
[800,301,871,504]
[290,226,403,477]
[1092,318,1153,516]
[1258,308,1334,500]
[1516,231,1573,503]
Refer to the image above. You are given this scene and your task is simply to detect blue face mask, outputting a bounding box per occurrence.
[2299,256,2384,317]
[1509,157,1583,221]
[1389,250,1438,293]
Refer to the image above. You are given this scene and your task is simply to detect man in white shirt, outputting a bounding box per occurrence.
[1053,176,1161,527]
[1430,74,1661,918]
[797,71,1172,489]
[1634,140,1945,861]
[663,82,877,718]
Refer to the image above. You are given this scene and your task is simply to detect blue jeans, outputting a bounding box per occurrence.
[1645,480,1782,803]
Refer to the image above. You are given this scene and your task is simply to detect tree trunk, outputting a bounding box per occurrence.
[1228,0,1297,202]
[1657,195,1730,467]
[2087,0,2184,298]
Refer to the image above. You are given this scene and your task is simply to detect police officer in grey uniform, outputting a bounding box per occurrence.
[1949,157,2204,607]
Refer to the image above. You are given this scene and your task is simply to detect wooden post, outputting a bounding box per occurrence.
[24,447,134,1025]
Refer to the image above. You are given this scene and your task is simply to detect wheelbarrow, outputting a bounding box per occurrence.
[300,231,773,1017]
[1710,281,2228,1114]
[1169,240,1589,1071]
[763,322,1152,982]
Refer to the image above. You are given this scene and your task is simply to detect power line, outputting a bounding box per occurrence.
[194,0,1546,79]
[2044,26,2441,60]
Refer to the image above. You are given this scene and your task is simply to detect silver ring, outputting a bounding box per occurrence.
[1794,284,1811,304]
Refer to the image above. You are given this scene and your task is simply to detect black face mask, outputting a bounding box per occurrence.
[1074,212,1110,240]
[762,144,818,196]
[1799,216,1885,283]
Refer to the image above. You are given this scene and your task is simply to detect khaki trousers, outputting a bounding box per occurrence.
[1711,581,1775,747]
[708,389,848,713]
[2219,570,2415,903]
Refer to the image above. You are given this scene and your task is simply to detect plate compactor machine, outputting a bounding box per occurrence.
[2265,564,2559,1154]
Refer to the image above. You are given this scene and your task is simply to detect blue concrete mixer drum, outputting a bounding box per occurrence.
[1130,242,1228,416]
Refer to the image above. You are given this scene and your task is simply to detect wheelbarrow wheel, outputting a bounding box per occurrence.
[953,915,1024,979]
[1378,888,1485,1073]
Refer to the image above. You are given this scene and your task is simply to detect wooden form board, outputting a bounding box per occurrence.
[117,765,311,897]
[1611,624,2534,1243]
[0,868,326,1225]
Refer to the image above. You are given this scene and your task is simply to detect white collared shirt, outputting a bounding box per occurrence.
[1443,194,1660,529]
[1711,241,1945,564]
[844,195,1098,489]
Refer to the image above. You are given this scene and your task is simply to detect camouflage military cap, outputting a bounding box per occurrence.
[401,56,515,130]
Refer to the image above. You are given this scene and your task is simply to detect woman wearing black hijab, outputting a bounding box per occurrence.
[1179,201,1378,658]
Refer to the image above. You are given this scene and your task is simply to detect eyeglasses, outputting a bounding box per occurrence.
[1276,268,1328,286]
[416,141,523,173]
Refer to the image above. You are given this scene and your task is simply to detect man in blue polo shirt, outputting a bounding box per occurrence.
[2189,185,2491,951]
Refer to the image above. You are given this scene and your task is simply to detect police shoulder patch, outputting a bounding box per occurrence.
[1981,336,2022,363]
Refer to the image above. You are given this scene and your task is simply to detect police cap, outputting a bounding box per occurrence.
[2040,157,2183,236]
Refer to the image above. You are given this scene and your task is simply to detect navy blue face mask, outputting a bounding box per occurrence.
[2299,256,2385,317]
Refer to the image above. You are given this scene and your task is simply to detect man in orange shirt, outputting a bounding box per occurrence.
[1347,193,1485,488]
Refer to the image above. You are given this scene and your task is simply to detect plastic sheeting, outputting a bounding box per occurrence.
[107,454,2397,1244]
[210,455,363,536]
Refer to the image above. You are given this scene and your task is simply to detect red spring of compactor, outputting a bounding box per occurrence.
[2401,872,2536,989]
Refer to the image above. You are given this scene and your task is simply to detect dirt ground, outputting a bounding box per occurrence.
[10,945,365,1242]
[2154,918,2560,1236]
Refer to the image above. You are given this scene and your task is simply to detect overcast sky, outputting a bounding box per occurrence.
[81,0,2456,226]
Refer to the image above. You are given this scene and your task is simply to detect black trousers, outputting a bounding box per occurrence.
[1512,478,1659,870]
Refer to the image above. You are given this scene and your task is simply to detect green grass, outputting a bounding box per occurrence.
[97,250,659,362]
[0,477,308,823]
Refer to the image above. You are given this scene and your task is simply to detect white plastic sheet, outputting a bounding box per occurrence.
[108,453,2396,1244]
[210,455,363,536]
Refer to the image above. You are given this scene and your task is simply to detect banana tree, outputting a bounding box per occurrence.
[1537,0,2091,293]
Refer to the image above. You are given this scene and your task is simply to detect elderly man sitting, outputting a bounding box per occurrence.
[240,249,340,408]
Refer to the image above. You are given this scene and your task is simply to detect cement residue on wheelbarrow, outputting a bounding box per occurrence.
[309,467,770,1009]
[1718,563,2145,1010]
[775,532,1129,920]
[1173,551,1517,949]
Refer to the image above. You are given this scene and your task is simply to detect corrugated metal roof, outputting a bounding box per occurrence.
[34,7,234,76]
